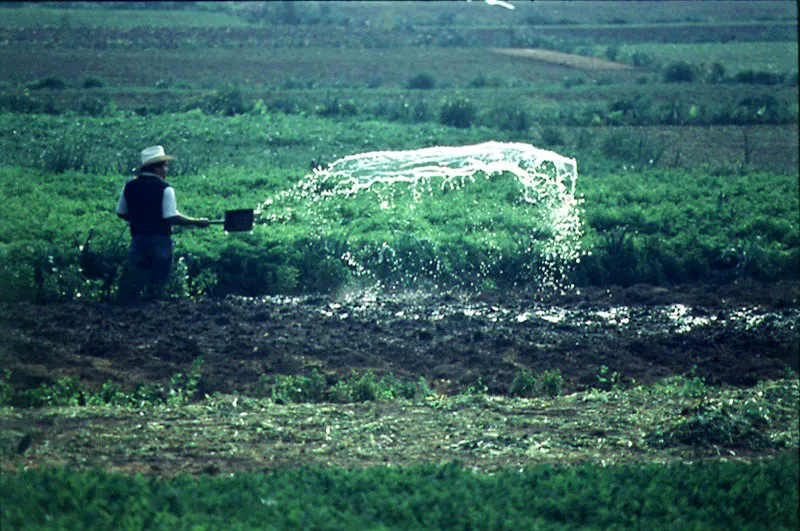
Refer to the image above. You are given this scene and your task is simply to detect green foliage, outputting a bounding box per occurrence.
[315,95,358,117]
[330,371,426,402]
[648,400,772,450]
[649,367,708,398]
[509,368,564,398]
[482,102,531,132]
[576,169,800,286]
[28,376,83,407]
[734,70,784,85]
[539,126,564,146]
[215,238,299,297]
[407,73,436,90]
[0,111,797,299]
[0,370,14,407]
[2,454,797,529]
[468,73,506,89]
[268,370,327,404]
[439,95,475,128]
[662,61,696,83]
[81,76,105,89]
[600,131,664,164]
[595,365,624,392]
[264,370,430,404]
[183,86,251,116]
[8,360,203,409]
[28,76,68,90]
[168,357,204,406]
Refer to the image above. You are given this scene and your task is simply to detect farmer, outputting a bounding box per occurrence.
[116,145,210,300]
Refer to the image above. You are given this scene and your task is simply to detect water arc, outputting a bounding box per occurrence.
[260,142,585,292]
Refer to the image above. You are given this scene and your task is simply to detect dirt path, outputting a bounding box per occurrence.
[493,48,633,70]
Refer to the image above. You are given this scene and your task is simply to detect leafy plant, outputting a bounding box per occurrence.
[168,357,205,406]
[509,368,564,398]
[269,370,327,404]
[27,376,83,407]
[595,365,623,392]
[650,366,708,398]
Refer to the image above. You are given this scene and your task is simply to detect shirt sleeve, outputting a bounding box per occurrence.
[162,187,178,219]
[116,185,128,216]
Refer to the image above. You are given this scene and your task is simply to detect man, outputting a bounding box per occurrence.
[116,145,209,300]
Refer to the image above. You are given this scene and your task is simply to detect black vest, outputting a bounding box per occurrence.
[123,174,172,236]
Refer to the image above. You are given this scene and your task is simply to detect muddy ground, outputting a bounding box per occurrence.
[1,280,798,476]
[2,281,798,399]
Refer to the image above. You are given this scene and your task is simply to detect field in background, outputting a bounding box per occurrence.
[1,2,798,527]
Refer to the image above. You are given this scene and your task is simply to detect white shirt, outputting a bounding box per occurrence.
[116,174,178,219]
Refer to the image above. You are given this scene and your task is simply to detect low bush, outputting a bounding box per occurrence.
[439,95,475,128]
[407,73,436,90]
[81,76,105,89]
[509,368,564,397]
[662,61,696,83]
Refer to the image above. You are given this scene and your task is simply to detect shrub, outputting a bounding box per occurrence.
[81,77,105,89]
[662,61,696,83]
[509,369,564,397]
[270,370,327,403]
[439,96,475,128]
[407,73,436,90]
[28,76,68,90]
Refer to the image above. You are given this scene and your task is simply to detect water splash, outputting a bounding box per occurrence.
[260,141,585,292]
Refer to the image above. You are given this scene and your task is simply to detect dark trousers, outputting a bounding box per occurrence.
[118,234,174,300]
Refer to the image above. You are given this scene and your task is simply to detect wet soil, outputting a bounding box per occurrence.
[2,281,798,399]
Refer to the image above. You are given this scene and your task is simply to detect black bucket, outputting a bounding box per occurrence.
[211,209,254,232]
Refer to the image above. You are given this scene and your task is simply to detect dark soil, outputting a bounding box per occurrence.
[2,281,798,400]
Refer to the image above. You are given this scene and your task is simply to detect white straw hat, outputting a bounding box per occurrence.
[139,145,175,169]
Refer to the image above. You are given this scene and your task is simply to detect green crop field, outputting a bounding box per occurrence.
[613,41,799,74]
[1,1,798,528]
